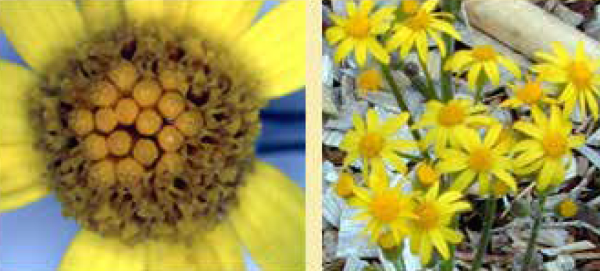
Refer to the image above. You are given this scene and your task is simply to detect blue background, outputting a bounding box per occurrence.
[0,1,305,270]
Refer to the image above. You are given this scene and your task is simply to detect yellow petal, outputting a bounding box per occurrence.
[60,230,146,271]
[162,0,189,30]
[0,144,48,195]
[235,1,306,99]
[0,184,49,212]
[124,0,164,24]
[186,0,263,42]
[200,223,245,270]
[80,0,123,36]
[145,239,195,270]
[0,61,39,144]
[0,0,86,72]
[229,161,305,270]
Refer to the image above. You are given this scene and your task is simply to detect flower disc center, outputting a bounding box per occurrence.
[542,131,568,158]
[569,61,592,89]
[415,202,440,230]
[469,147,493,172]
[472,45,498,62]
[369,190,401,222]
[407,12,431,31]
[347,15,371,39]
[359,132,385,159]
[516,81,543,104]
[357,69,383,92]
[438,103,466,127]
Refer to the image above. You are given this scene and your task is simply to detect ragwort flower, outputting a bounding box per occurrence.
[0,1,305,269]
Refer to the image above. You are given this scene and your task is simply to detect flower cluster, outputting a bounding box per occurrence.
[327,0,591,267]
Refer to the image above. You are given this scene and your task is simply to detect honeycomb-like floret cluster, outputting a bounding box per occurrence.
[37,24,263,242]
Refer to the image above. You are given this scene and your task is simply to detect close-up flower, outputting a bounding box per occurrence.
[340,109,418,174]
[350,168,416,244]
[326,0,395,67]
[413,99,495,154]
[500,75,556,110]
[533,42,600,120]
[0,1,305,270]
[437,125,517,195]
[356,67,385,96]
[386,0,461,63]
[445,45,521,91]
[513,106,585,192]
[408,184,471,265]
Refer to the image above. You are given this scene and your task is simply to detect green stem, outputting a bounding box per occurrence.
[380,64,421,142]
[417,56,438,100]
[394,251,407,271]
[471,198,497,271]
[474,83,484,104]
[440,0,461,102]
[521,194,547,271]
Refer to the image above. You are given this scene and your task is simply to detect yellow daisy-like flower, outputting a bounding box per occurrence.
[414,99,495,154]
[415,161,440,188]
[356,68,385,96]
[0,1,305,270]
[445,45,522,91]
[513,106,586,192]
[350,168,416,244]
[340,109,418,174]
[533,42,600,120]
[556,198,578,218]
[437,125,517,195]
[399,0,420,16]
[386,0,461,62]
[408,183,471,265]
[326,0,395,67]
[501,75,555,110]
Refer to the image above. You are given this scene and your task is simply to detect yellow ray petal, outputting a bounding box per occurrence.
[0,184,49,212]
[60,230,146,271]
[80,0,123,36]
[145,239,196,270]
[234,1,306,99]
[162,0,189,30]
[0,0,86,72]
[124,0,164,24]
[229,161,305,270]
[0,144,48,195]
[199,223,245,270]
[186,0,263,42]
[0,61,39,144]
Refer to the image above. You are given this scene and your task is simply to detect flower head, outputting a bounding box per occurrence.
[501,75,555,110]
[556,198,578,218]
[533,42,600,120]
[445,45,521,91]
[437,125,517,195]
[415,161,440,188]
[513,106,586,192]
[408,184,471,265]
[351,168,416,243]
[386,0,461,62]
[326,0,395,66]
[336,172,356,198]
[414,99,495,154]
[341,109,418,174]
[356,68,384,96]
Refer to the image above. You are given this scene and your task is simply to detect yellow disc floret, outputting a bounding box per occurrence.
[556,199,578,218]
[133,78,163,108]
[90,81,119,107]
[347,15,371,39]
[107,130,132,157]
[156,152,184,176]
[115,98,140,125]
[89,159,116,187]
[472,45,498,62]
[542,131,568,158]
[359,133,385,159]
[438,103,466,126]
[401,0,419,14]
[357,69,383,95]
[116,157,144,185]
[83,134,108,161]
[69,109,94,136]
[414,202,440,230]
[159,68,184,92]
[133,139,159,167]
[369,190,401,223]
[516,80,543,104]
[158,125,184,152]
[175,111,201,137]
[335,172,355,198]
[569,61,592,89]
[158,92,185,120]
[108,60,139,93]
[416,162,439,187]
[136,109,163,136]
[95,108,118,134]
[469,147,493,172]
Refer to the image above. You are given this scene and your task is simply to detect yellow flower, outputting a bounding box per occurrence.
[445,45,521,91]
[408,184,471,265]
[356,68,384,96]
[326,0,395,67]
[501,75,555,110]
[340,109,418,174]
[437,125,517,195]
[350,168,416,244]
[415,162,440,188]
[400,0,420,16]
[414,99,495,154]
[513,106,586,192]
[492,181,512,198]
[533,42,600,120]
[556,199,578,218]
[0,1,305,269]
[386,0,461,62]
[336,171,356,198]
